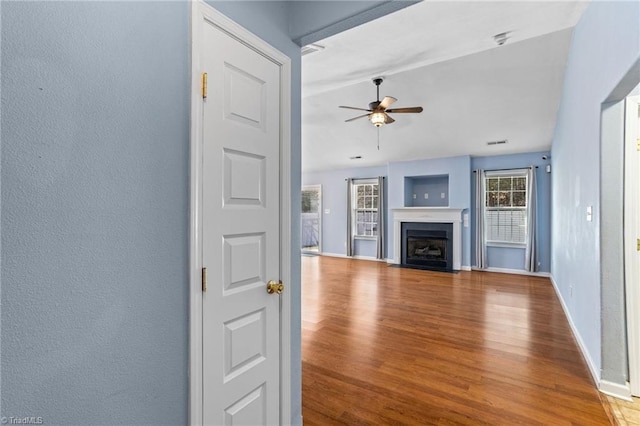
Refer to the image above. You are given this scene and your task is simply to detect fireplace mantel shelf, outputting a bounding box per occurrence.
[392,207,464,222]
[392,207,464,270]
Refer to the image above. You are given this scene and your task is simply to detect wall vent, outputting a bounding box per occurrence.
[301,43,325,56]
[486,140,508,146]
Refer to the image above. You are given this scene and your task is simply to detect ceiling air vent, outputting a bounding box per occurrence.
[301,43,325,57]
[486,140,508,146]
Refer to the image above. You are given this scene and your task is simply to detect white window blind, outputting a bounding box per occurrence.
[484,172,528,245]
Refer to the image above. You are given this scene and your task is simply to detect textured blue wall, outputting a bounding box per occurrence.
[2,0,397,423]
[551,0,639,380]
[2,2,190,423]
[406,175,449,207]
[471,152,552,273]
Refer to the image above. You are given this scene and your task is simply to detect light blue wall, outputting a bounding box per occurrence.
[405,175,449,207]
[471,152,552,273]
[303,165,387,258]
[2,2,190,423]
[304,156,472,265]
[2,1,403,423]
[387,156,471,265]
[551,0,640,383]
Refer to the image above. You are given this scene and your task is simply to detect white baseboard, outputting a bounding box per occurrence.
[549,275,601,386]
[472,266,550,278]
[599,380,633,401]
[319,252,386,262]
[461,266,472,271]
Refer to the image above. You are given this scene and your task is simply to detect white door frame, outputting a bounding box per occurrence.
[624,95,640,396]
[188,2,292,424]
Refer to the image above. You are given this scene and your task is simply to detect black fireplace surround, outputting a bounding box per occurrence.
[401,222,454,271]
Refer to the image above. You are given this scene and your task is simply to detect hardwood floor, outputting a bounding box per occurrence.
[302,256,612,425]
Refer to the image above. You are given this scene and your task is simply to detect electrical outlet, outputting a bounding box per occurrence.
[441,192,446,199]
[424,193,429,199]
[413,193,417,199]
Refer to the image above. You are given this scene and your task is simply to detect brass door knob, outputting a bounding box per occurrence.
[267,280,284,294]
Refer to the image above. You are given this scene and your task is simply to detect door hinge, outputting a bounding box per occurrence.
[202,267,207,292]
[637,239,640,252]
[201,73,208,99]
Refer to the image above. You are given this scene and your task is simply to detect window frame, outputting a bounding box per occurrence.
[483,170,528,247]
[351,178,379,240]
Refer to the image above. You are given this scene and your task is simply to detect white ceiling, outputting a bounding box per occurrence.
[301,1,589,172]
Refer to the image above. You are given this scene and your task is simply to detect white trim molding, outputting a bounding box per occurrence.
[624,95,640,397]
[392,207,464,270]
[550,275,634,401]
[600,380,632,401]
[549,275,600,387]
[320,252,386,262]
[472,267,550,278]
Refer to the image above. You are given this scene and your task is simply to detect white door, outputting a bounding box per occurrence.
[200,12,282,425]
[625,95,640,397]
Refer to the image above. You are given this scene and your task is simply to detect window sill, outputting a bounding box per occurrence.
[486,242,526,249]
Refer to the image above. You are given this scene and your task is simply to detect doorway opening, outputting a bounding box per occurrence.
[302,185,322,253]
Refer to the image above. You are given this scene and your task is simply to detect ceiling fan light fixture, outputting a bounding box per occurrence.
[370,112,386,127]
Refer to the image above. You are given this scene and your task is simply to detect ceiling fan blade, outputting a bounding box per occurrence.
[339,106,372,112]
[379,96,397,110]
[345,114,370,123]
[384,114,395,124]
[385,106,423,114]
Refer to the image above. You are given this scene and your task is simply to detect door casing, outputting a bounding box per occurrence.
[188,2,293,424]
[624,95,640,397]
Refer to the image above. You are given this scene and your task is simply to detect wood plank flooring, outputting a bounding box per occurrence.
[302,256,612,425]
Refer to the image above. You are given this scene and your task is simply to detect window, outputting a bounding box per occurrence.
[301,186,321,252]
[485,173,527,245]
[352,180,379,237]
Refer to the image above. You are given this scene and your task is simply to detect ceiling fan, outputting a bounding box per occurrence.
[339,77,423,127]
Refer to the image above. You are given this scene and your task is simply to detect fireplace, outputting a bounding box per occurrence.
[401,222,453,270]
[392,208,463,270]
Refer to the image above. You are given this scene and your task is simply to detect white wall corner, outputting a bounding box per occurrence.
[549,275,601,386]
[599,380,632,401]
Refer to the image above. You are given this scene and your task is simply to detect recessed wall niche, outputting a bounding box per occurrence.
[404,174,449,207]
